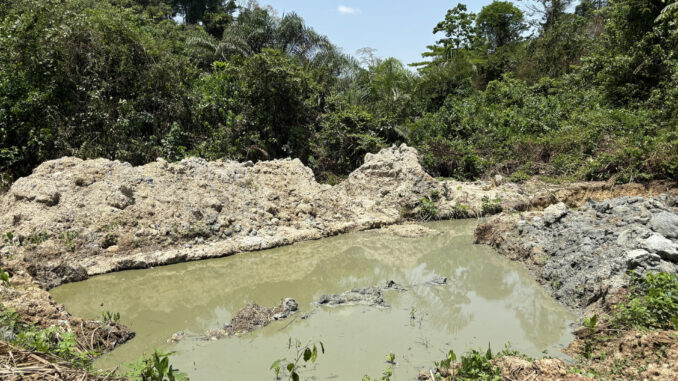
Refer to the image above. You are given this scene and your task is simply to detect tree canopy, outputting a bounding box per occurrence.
[0,0,675,189]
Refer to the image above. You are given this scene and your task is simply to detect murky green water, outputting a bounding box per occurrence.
[51,220,574,380]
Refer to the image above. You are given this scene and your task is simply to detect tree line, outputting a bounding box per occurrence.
[0,0,676,188]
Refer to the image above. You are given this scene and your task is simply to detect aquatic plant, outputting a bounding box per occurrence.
[362,364,394,381]
[100,311,121,323]
[270,339,324,381]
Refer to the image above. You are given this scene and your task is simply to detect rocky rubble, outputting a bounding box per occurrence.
[476,195,678,311]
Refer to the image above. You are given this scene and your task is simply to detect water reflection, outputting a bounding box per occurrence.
[51,219,574,380]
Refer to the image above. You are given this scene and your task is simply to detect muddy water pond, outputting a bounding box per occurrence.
[51,220,574,380]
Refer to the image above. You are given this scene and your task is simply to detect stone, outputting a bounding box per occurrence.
[649,211,678,239]
[272,298,298,320]
[625,249,661,269]
[543,202,568,225]
[641,234,678,262]
[167,331,186,343]
[384,280,407,291]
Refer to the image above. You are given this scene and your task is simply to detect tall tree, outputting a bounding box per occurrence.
[433,4,477,51]
[476,1,526,48]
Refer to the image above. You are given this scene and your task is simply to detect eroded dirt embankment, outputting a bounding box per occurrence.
[0,144,675,364]
[473,195,678,380]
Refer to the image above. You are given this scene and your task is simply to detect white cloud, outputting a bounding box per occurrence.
[338,5,361,15]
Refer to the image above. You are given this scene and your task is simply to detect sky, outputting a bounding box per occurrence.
[259,1,495,66]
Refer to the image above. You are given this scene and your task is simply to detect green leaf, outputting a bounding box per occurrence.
[303,348,312,362]
[287,363,295,372]
[311,346,318,363]
[292,372,300,381]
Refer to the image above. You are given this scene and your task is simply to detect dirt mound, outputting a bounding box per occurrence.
[476,195,678,311]
[1,145,673,288]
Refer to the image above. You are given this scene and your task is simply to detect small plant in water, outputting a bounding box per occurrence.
[362,365,394,381]
[270,339,324,381]
[385,352,396,365]
[101,311,121,323]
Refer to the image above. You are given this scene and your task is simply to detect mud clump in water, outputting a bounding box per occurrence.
[315,280,415,307]
[202,298,298,340]
[315,286,388,308]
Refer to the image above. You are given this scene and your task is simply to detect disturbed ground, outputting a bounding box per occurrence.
[470,194,678,380]
[0,144,675,379]
[476,196,678,312]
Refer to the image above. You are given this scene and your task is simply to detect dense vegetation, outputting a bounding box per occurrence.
[1,0,676,189]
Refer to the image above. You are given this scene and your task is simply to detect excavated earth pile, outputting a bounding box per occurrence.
[0,144,675,378]
[473,195,678,380]
[475,195,678,311]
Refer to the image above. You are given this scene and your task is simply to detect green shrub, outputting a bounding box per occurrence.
[126,351,189,381]
[615,272,678,330]
[432,347,501,381]
[419,197,438,221]
[508,170,530,183]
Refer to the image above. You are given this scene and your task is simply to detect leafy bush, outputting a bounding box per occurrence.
[509,170,531,183]
[615,272,678,330]
[418,197,439,221]
[126,351,189,381]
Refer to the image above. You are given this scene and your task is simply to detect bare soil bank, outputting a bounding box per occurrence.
[0,144,675,378]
